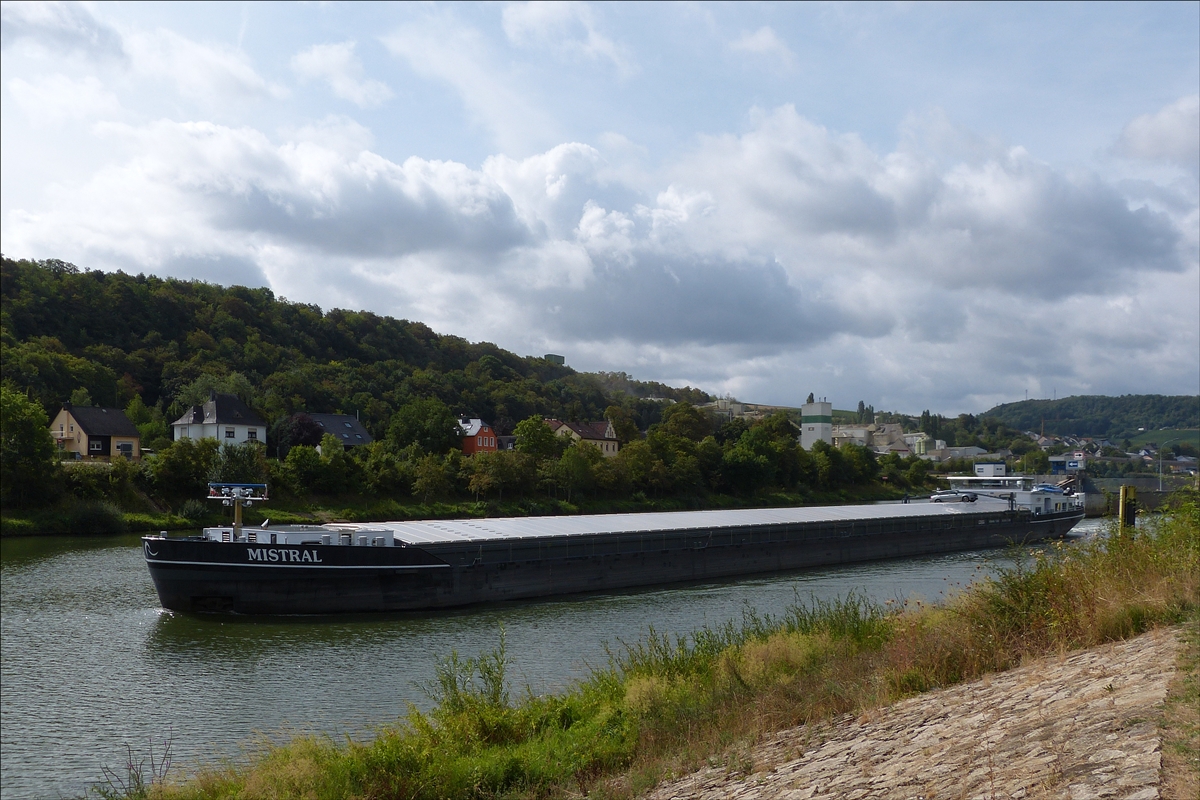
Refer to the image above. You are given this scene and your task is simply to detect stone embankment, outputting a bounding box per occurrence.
[649,627,1181,800]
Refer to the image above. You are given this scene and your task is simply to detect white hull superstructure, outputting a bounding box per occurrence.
[944,475,1084,516]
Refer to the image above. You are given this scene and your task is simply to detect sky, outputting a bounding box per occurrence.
[2,1,1198,415]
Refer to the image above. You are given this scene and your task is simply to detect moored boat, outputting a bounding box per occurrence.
[142,482,1085,615]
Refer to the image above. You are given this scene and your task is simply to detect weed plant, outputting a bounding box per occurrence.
[102,497,1198,800]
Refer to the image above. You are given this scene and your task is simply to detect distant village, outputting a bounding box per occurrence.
[46,389,1198,479]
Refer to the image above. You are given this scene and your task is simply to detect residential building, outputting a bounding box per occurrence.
[50,403,141,460]
[800,399,833,450]
[460,418,498,455]
[546,419,620,457]
[307,413,373,449]
[172,390,267,445]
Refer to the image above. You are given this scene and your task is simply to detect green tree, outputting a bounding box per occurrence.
[413,453,452,503]
[70,387,93,406]
[466,451,499,500]
[623,439,671,495]
[659,402,712,442]
[555,441,601,502]
[604,405,640,444]
[211,441,268,484]
[513,416,563,460]
[175,372,257,407]
[283,445,325,495]
[1,383,60,508]
[357,441,409,497]
[719,445,772,495]
[318,433,357,494]
[388,397,462,454]
[150,438,220,506]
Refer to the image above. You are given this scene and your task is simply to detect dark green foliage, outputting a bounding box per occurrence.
[387,397,462,454]
[149,438,219,506]
[513,416,563,460]
[62,501,129,536]
[4,258,932,512]
[269,412,324,458]
[983,395,1199,441]
[210,442,268,484]
[1,257,710,438]
[1,382,61,508]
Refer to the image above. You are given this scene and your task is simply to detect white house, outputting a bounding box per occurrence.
[172,390,267,445]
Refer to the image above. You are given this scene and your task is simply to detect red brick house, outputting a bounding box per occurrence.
[459,418,498,455]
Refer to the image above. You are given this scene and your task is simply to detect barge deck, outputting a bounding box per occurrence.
[144,493,1085,614]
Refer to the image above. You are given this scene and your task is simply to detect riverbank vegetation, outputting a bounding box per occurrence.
[91,496,1198,800]
[4,258,946,534]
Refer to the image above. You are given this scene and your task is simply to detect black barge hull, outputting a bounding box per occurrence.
[143,506,1084,614]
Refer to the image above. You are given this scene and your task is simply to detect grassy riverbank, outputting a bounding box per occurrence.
[3,484,907,538]
[91,495,1199,800]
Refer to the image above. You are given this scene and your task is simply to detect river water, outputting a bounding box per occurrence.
[1,519,1106,799]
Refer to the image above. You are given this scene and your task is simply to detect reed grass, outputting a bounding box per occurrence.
[102,496,1199,800]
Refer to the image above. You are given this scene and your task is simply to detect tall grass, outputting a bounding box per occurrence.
[112,498,1198,800]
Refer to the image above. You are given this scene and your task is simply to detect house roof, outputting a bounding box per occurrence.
[172,391,266,428]
[64,405,140,437]
[308,413,373,445]
[458,418,492,437]
[548,419,613,441]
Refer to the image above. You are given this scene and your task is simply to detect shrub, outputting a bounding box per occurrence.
[177,499,208,520]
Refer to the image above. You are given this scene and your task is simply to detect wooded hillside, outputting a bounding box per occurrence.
[0,257,708,437]
[982,396,1199,441]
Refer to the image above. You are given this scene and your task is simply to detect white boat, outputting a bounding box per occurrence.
[943,474,1084,516]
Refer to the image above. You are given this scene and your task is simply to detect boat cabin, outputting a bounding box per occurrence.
[946,475,1084,515]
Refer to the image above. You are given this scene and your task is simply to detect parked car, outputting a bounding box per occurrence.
[931,490,977,503]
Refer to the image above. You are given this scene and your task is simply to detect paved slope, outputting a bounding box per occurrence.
[648,626,1181,800]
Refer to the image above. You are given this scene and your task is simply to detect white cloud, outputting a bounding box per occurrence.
[6,73,120,125]
[1115,94,1200,170]
[382,17,557,155]
[502,1,635,77]
[0,1,125,60]
[290,41,392,108]
[3,102,1195,413]
[124,28,286,104]
[729,26,795,69]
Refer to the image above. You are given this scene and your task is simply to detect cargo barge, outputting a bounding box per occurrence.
[142,483,1085,614]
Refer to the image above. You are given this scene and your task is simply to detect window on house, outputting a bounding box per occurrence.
[225,428,235,438]
[477,436,482,446]
[355,434,362,439]
[89,440,103,451]
[246,429,258,440]
[342,433,349,439]
[344,422,352,428]
[70,425,74,432]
